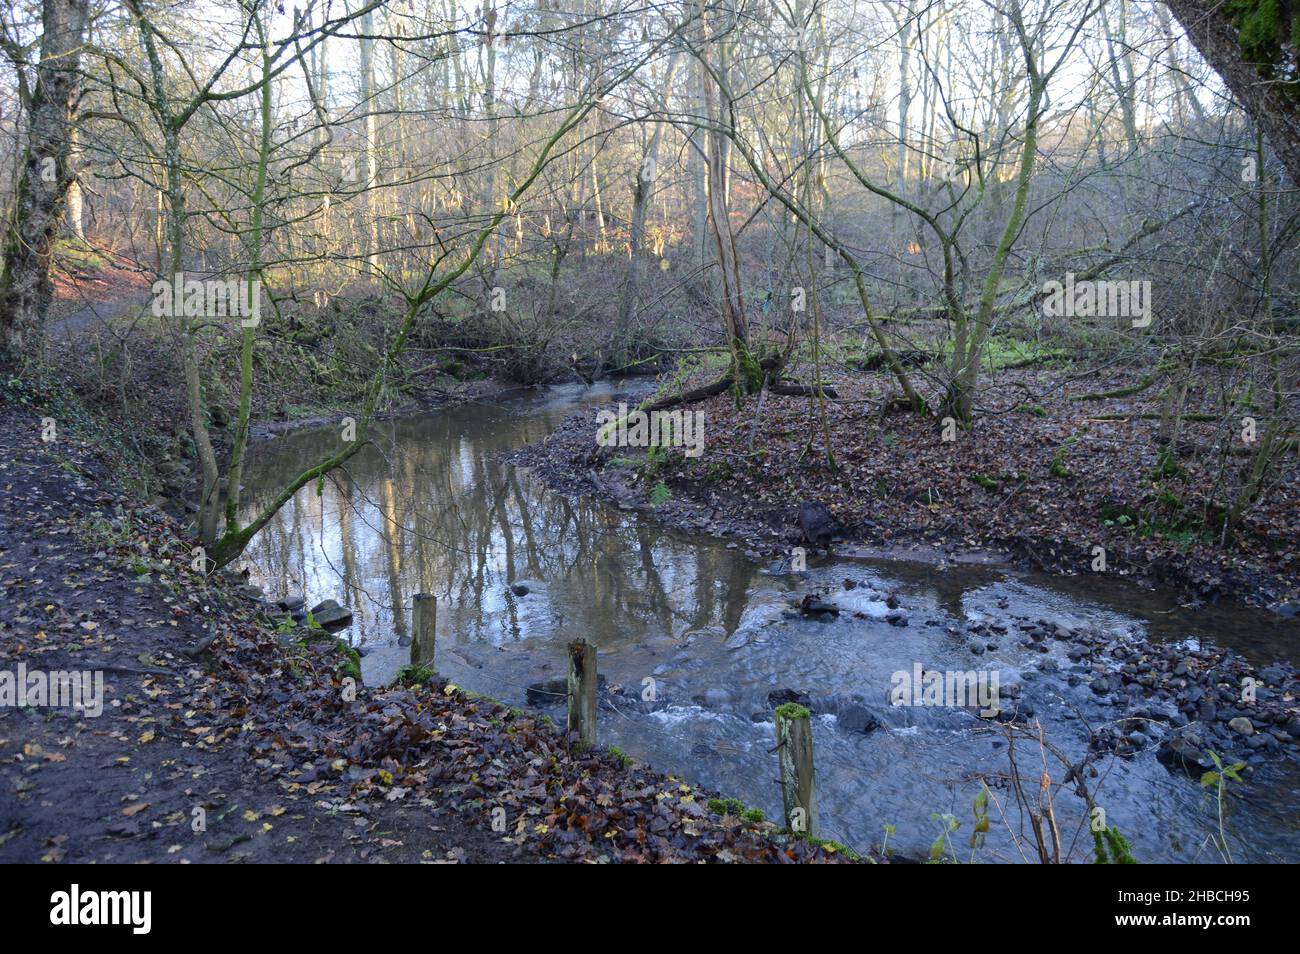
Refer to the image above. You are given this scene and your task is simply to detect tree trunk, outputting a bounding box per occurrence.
[619,55,679,334]
[0,0,90,359]
[697,3,751,384]
[359,7,379,269]
[1163,0,1300,183]
[691,55,709,270]
[64,124,85,240]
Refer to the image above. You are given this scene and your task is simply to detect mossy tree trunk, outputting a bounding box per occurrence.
[1163,0,1300,184]
[0,0,89,361]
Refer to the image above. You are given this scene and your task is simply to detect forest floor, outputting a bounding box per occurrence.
[513,361,1300,613]
[0,380,853,863]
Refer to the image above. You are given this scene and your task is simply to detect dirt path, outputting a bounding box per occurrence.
[47,291,151,339]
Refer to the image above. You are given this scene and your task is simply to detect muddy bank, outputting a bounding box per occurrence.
[509,371,1299,615]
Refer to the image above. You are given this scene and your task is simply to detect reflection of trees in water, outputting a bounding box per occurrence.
[240,409,762,649]
[378,476,406,641]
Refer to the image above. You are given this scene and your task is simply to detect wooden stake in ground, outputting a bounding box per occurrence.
[567,638,597,750]
[774,702,818,839]
[411,593,436,669]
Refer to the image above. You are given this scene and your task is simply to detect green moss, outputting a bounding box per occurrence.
[1148,448,1182,481]
[733,347,765,395]
[335,640,361,681]
[708,797,745,816]
[52,237,109,274]
[607,745,633,768]
[1092,825,1138,864]
[1100,502,1140,526]
[1226,0,1297,74]
[1049,453,1069,479]
[394,663,435,686]
[774,702,811,721]
[970,473,1000,491]
[706,797,766,825]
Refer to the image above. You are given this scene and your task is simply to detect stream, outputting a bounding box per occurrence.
[241,381,1300,863]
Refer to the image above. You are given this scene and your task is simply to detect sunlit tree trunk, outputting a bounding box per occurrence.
[0,0,89,359]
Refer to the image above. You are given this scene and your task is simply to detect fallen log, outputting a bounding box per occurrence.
[641,376,735,412]
[640,356,785,412]
[769,382,840,398]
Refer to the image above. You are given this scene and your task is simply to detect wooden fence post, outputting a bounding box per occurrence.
[567,638,597,749]
[411,594,436,669]
[774,702,818,839]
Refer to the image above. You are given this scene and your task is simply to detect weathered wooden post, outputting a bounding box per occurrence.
[567,638,597,750]
[411,594,436,669]
[774,702,818,839]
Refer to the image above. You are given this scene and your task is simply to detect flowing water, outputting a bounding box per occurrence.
[241,381,1300,863]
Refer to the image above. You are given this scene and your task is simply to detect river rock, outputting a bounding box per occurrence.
[798,501,840,548]
[740,600,789,630]
[836,704,882,734]
[1228,716,1255,736]
[236,583,265,602]
[309,599,353,631]
[989,698,1034,724]
[1258,664,1287,685]
[1156,730,1214,776]
[799,594,839,618]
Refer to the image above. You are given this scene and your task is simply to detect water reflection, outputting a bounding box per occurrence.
[242,383,756,679]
